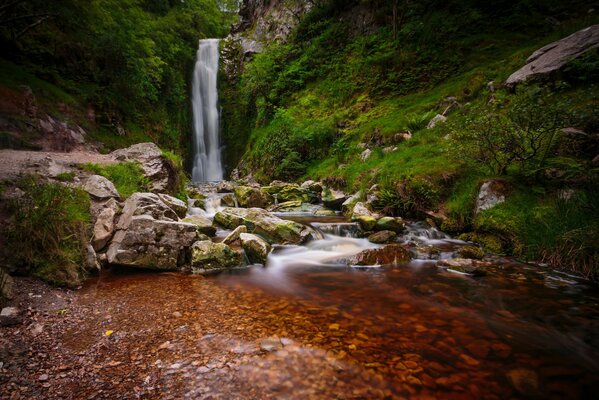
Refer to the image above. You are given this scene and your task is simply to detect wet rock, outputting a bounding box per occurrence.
[182,215,217,237]
[83,175,120,200]
[427,114,447,129]
[300,180,323,193]
[350,244,411,266]
[506,24,599,87]
[221,193,237,207]
[214,208,316,245]
[92,206,117,251]
[475,179,510,213]
[350,202,380,231]
[118,192,179,222]
[111,142,176,193]
[191,241,242,273]
[260,338,283,352]
[457,245,485,260]
[321,187,348,210]
[240,233,271,265]
[223,225,248,245]
[262,183,315,203]
[86,244,101,272]
[217,181,237,193]
[506,368,541,396]
[0,306,21,326]
[313,207,337,216]
[341,191,362,215]
[375,216,405,233]
[234,185,272,208]
[158,194,187,218]
[438,258,492,276]
[368,230,397,244]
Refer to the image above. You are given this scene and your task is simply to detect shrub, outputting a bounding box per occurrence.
[374,175,439,217]
[4,176,91,287]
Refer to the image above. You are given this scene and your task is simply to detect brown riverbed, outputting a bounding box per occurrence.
[2,254,598,399]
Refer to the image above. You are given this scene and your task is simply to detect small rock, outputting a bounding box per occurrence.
[457,245,484,260]
[368,230,397,244]
[38,374,49,382]
[0,307,21,326]
[426,114,446,129]
[223,225,248,245]
[260,338,283,352]
[172,311,182,318]
[506,368,541,396]
[360,148,372,161]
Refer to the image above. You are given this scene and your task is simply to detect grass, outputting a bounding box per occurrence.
[82,162,150,198]
[4,176,91,287]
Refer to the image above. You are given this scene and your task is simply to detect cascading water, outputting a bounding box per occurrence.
[191,39,223,182]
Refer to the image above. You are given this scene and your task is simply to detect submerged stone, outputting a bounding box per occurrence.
[350,244,411,266]
[191,240,242,273]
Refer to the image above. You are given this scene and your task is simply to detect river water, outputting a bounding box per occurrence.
[70,212,599,399]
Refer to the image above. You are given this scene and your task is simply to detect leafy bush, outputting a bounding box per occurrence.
[4,176,91,287]
[374,175,439,217]
[448,86,571,175]
[83,162,150,198]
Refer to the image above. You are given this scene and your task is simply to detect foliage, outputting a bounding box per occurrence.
[83,162,150,198]
[162,150,189,200]
[4,176,91,287]
[55,172,76,182]
[448,86,572,176]
[374,175,440,218]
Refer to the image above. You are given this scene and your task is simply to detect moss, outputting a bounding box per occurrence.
[458,233,505,254]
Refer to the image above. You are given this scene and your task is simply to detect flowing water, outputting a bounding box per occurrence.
[66,211,599,399]
[191,39,223,182]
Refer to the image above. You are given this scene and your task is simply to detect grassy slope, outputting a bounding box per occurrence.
[230,3,599,278]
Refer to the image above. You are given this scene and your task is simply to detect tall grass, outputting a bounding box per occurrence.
[83,162,150,198]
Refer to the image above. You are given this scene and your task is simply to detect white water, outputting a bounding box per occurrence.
[191,39,223,182]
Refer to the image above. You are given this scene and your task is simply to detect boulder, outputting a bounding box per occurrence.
[341,191,362,215]
[214,208,316,245]
[234,185,272,208]
[182,215,217,237]
[107,216,198,270]
[217,180,237,193]
[300,180,323,193]
[268,201,323,214]
[506,25,599,87]
[322,187,348,210]
[223,225,248,245]
[240,233,271,265]
[221,193,238,207]
[86,244,101,271]
[158,194,187,218]
[111,143,175,193]
[118,192,179,224]
[457,245,485,260]
[375,217,405,233]
[0,307,21,326]
[475,180,510,214]
[427,114,447,129]
[368,230,397,244]
[262,184,315,203]
[350,202,380,231]
[191,241,242,273]
[350,244,411,266]
[83,175,120,200]
[92,206,117,251]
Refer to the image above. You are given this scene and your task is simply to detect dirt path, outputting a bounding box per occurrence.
[0,150,116,180]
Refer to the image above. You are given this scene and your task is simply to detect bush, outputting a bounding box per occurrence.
[374,175,439,217]
[4,176,91,287]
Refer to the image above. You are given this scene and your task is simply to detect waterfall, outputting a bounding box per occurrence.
[191,39,223,182]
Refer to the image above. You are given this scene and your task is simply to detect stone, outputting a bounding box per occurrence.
[214,207,316,245]
[457,245,485,260]
[191,241,242,273]
[262,184,315,203]
[223,225,248,245]
[300,180,323,193]
[118,192,179,224]
[92,206,117,251]
[368,230,397,244]
[341,191,362,215]
[111,143,175,193]
[350,202,380,231]
[260,338,283,352]
[350,244,411,266]
[0,268,14,301]
[506,24,599,87]
[107,216,198,270]
[86,244,101,272]
[438,258,492,276]
[506,369,541,396]
[321,187,348,210]
[38,374,49,382]
[360,148,372,161]
[0,307,21,326]
[158,194,187,218]
[216,181,237,193]
[182,215,217,237]
[426,114,447,129]
[234,185,272,208]
[593,154,599,167]
[83,175,120,200]
[475,180,510,213]
[375,216,405,233]
[240,233,271,265]
[221,193,238,207]
[268,201,323,214]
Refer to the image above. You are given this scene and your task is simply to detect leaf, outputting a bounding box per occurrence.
[105,330,114,336]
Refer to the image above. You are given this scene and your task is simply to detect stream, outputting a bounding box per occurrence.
[64,192,599,399]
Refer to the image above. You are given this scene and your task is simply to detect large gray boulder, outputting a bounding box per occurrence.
[106,193,197,270]
[506,25,599,87]
[191,241,242,273]
[321,187,348,210]
[158,194,187,218]
[92,206,117,251]
[111,143,175,193]
[214,207,316,245]
[240,233,271,265]
[475,180,509,214]
[182,215,217,237]
[83,175,120,200]
[234,185,272,208]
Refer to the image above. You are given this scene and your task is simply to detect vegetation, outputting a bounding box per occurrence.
[3,176,91,287]
[83,162,150,199]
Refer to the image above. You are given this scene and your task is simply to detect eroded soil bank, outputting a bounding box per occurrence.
[2,258,598,399]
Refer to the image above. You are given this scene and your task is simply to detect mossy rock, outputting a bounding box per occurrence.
[375,217,405,233]
[261,184,314,203]
[368,230,397,244]
[191,240,242,272]
[192,199,206,209]
[457,245,485,260]
[354,215,377,231]
[458,233,504,254]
